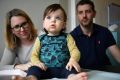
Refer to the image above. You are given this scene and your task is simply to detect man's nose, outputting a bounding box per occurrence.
[83,12,87,17]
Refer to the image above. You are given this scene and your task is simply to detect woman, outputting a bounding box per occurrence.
[0,8,37,71]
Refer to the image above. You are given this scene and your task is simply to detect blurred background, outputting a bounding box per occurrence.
[0,0,120,65]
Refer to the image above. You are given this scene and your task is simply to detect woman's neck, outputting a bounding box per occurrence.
[21,38,35,46]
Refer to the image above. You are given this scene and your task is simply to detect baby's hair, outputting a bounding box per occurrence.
[43,4,67,22]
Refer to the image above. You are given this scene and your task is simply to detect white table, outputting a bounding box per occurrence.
[0,69,120,80]
[88,70,120,80]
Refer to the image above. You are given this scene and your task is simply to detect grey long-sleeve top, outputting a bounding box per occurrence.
[0,44,33,70]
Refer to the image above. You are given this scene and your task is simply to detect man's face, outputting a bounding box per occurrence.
[77,4,96,27]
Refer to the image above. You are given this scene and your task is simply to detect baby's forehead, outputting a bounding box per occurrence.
[46,9,64,16]
[48,9,63,13]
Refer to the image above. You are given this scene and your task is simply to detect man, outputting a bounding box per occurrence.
[70,0,120,69]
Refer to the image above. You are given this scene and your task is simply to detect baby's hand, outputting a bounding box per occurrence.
[66,58,81,72]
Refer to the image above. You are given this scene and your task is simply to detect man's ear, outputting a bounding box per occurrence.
[93,11,96,18]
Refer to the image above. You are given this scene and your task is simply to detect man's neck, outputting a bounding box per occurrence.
[80,24,93,37]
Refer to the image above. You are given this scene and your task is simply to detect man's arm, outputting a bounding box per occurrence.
[108,44,120,64]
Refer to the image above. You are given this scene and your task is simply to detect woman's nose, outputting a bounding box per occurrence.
[20,27,24,31]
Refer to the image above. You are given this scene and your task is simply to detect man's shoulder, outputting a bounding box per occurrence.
[93,23,113,38]
[70,25,80,34]
[93,23,109,32]
[72,25,80,31]
[94,23,107,29]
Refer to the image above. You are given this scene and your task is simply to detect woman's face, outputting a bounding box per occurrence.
[11,16,31,40]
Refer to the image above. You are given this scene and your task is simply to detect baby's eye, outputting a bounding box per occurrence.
[46,16,51,19]
[56,16,62,20]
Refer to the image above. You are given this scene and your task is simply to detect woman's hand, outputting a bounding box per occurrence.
[14,62,33,71]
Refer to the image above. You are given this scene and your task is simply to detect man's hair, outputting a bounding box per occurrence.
[76,0,96,12]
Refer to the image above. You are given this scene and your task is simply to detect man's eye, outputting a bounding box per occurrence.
[78,11,83,15]
[46,16,51,19]
[56,16,61,20]
[86,10,92,13]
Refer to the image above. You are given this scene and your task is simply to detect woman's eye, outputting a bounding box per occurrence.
[56,16,61,20]
[21,22,27,26]
[46,16,51,19]
[14,25,20,29]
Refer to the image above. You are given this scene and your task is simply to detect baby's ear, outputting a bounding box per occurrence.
[63,22,66,28]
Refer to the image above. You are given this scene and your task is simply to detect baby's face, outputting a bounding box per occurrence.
[43,9,65,35]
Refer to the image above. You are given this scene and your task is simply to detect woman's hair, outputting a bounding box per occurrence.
[5,8,37,50]
[43,4,67,33]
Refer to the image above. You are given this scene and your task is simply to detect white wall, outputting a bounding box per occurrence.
[0,0,60,60]
[92,0,120,27]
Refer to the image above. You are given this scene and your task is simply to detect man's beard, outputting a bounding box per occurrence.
[81,21,92,28]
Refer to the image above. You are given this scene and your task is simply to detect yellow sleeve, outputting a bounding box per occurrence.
[67,34,80,62]
[31,37,41,64]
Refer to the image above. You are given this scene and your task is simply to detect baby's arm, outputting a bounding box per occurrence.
[31,37,47,71]
[66,34,81,72]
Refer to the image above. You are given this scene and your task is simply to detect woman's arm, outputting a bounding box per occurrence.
[0,48,16,69]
